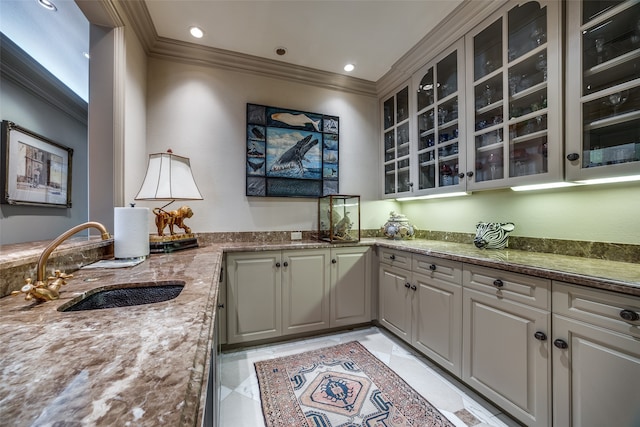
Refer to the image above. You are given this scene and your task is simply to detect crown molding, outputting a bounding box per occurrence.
[0,34,87,124]
[376,0,508,97]
[115,0,377,97]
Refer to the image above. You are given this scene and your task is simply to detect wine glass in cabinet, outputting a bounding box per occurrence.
[466,0,561,189]
[565,0,640,181]
[413,39,466,195]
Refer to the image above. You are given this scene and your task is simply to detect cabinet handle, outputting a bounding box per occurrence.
[332,259,337,264]
[493,279,504,288]
[283,261,288,267]
[275,262,281,268]
[217,303,224,309]
[390,254,396,260]
[553,339,568,349]
[620,309,640,322]
[404,283,411,289]
[466,171,474,177]
[566,153,580,161]
[429,264,436,271]
[411,285,417,291]
[534,331,547,341]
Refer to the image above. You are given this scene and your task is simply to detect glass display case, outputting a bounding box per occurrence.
[382,85,412,197]
[566,0,640,180]
[413,39,465,194]
[466,0,561,189]
[318,195,360,243]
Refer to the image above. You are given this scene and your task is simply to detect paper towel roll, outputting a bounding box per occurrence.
[114,207,150,259]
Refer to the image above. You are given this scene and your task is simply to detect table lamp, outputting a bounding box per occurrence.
[135,149,203,253]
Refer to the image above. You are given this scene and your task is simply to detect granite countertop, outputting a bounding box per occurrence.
[0,245,223,426]
[1,238,639,426]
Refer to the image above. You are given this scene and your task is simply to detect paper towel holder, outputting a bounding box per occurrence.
[134,149,203,253]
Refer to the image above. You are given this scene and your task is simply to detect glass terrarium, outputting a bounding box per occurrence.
[318,195,360,243]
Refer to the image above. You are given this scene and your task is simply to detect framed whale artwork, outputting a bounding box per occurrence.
[246,103,339,197]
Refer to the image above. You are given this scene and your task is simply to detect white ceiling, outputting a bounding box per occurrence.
[0,0,463,100]
[145,0,464,82]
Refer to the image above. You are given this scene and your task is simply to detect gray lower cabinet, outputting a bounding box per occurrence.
[462,265,551,427]
[378,248,463,377]
[552,282,640,427]
[226,247,371,344]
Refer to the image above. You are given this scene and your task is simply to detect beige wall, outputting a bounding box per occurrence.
[132,56,395,233]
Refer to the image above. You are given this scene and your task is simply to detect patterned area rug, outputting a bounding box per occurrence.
[255,341,454,427]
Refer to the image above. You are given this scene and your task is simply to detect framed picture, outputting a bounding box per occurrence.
[1,120,72,207]
[246,103,339,198]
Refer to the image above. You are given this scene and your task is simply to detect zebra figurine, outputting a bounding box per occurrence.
[474,222,515,249]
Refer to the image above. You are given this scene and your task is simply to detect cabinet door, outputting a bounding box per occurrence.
[463,288,551,426]
[281,249,330,335]
[226,252,281,343]
[465,0,562,190]
[330,247,371,327]
[378,263,412,342]
[412,265,462,377]
[552,314,640,427]
[382,83,412,198]
[565,0,640,181]
[413,38,466,195]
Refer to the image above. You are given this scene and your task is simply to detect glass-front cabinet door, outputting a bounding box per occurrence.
[565,0,640,181]
[465,0,561,190]
[413,39,466,195]
[382,84,412,197]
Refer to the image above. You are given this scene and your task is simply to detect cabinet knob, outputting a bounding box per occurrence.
[331,259,337,264]
[217,303,224,309]
[429,264,436,271]
[404,283,411,289]
[553,339,568,349]
[390,254,396,260]
[466,171,474,177]
[566,153,580,161]
[620,309,640,322]
[283,261,288,267]
[275,262,281,268]
[493,279,504,288]
[411,284,417,291]
[534,331,547,341]
[458,173,466,179]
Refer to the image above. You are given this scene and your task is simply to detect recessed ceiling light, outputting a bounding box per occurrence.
[189,26,204,39]
[275,47,287,56]
[344,63,355,72]
[38,0,57,11]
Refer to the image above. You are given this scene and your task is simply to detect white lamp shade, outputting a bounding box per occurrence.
[135,152,203,201]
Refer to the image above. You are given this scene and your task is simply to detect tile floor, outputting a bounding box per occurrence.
[219,326,522,426]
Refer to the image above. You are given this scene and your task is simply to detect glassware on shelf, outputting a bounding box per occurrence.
[531,26,546,47]
[535,53,548,81]
[595,37,607,65]
[484,84,495,105]
[604,90,629,115]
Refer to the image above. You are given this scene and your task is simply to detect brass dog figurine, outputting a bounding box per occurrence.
[153,205,194,236]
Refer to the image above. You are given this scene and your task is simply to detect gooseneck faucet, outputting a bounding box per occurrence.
[12,222,111,302]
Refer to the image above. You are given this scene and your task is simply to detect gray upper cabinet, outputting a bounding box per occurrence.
[464,0,563,190]
[565,0,640,181]
[382,83,412,198]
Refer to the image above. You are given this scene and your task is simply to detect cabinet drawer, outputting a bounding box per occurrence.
[378,247,411,269]
[413,254,462,285]
[553,281,640,339]
[463,264,550,310]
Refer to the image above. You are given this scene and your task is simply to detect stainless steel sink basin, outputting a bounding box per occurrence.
[58,280,185,312]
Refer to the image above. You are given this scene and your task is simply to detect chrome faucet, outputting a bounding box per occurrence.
[12,222,111,302]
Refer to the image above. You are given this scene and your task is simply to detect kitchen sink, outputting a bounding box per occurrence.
[58,280,185,312]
